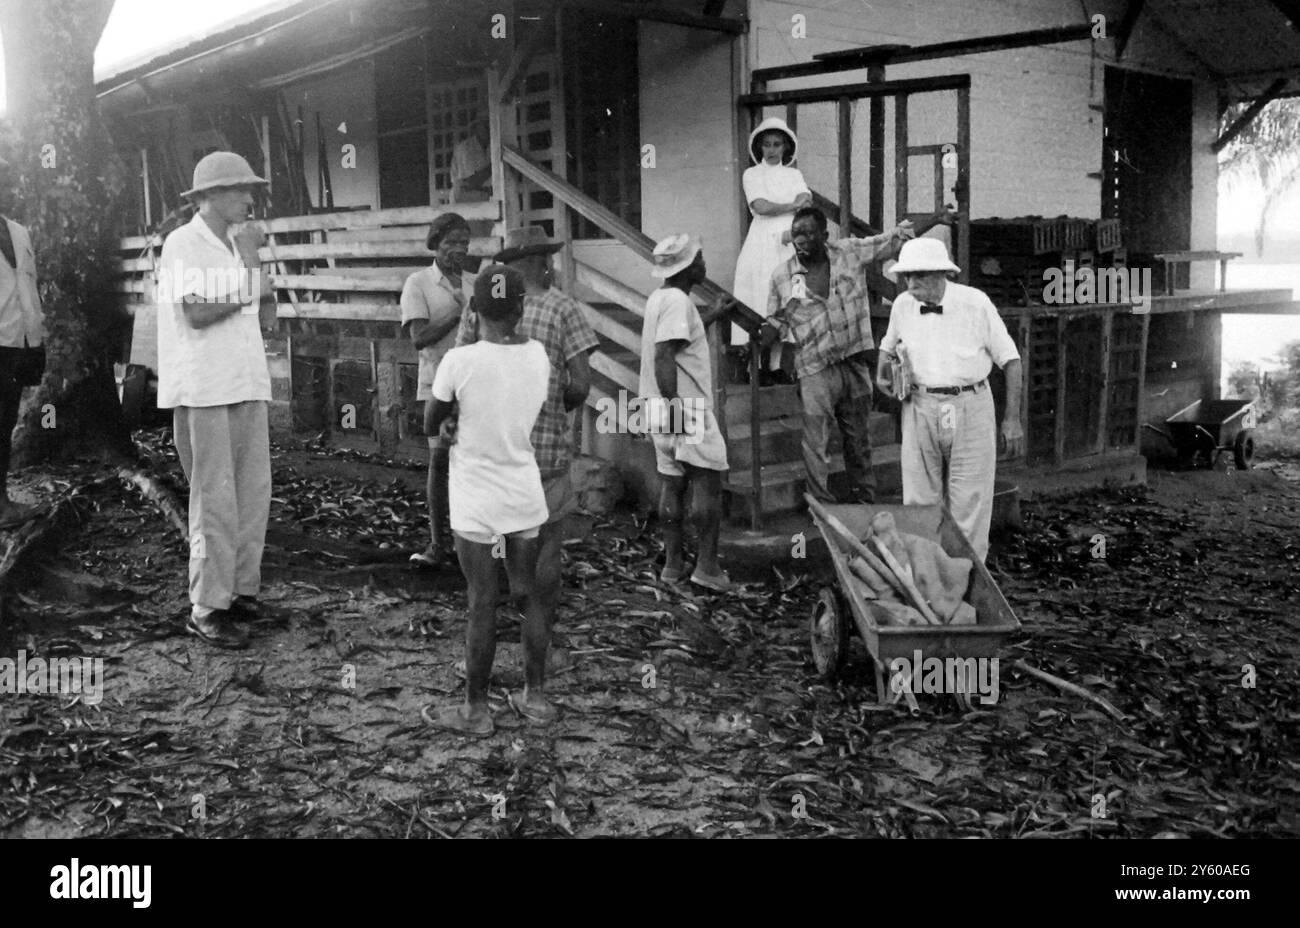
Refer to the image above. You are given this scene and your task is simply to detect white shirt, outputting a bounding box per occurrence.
[880,281,1020,388]
[431,340,551,536]
[400,263,476,401]
[155,214,271,408]
[638,287,713,408]
[450,134,491,202]
[0,220,44,348]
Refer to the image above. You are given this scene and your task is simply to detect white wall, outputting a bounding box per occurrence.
[638,21,743,283]
[748,0,1218,267]
[282,62,381,210]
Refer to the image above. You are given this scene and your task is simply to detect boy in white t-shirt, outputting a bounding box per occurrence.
[422,264,553,736]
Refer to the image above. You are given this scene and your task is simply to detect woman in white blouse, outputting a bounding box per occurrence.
[731,116,811,378]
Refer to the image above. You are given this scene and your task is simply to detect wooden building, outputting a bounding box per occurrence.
[102,0,1300,525]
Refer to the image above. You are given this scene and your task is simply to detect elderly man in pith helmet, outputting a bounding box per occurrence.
[875,237,1024,562]
[157,151,277,649]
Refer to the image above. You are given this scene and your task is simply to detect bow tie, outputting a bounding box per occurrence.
[919,302,943,315]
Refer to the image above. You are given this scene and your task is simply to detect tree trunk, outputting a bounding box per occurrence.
[0,0,131,466]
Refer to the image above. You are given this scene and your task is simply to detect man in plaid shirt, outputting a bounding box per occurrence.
[455,227,597,669]
[759,206,914,504]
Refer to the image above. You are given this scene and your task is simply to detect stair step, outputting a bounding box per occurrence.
[587,302,643,329]
[724,384,801,421]
[726,410,896,467]
[724,443,903,522]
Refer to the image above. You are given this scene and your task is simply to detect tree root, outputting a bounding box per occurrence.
[117,467,188,541]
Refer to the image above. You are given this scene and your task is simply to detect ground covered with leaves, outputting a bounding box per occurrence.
[1,431,1297,837]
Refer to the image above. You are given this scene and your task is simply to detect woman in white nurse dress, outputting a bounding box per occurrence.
[731,116,811,374]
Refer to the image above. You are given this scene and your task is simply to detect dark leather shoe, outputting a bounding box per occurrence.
[228,596,261,622]
[185,610,250,650]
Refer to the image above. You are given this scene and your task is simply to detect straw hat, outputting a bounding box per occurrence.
[181,151,268,198]
[650,233,701,279]
[748,116,798,165]
[890,237,961,275]
[494,226,564,263]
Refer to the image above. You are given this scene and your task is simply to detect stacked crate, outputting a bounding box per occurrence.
[969,216,1126,307]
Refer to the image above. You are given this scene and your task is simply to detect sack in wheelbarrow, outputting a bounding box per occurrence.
[847,511,977,626]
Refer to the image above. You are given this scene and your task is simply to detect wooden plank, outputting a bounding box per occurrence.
[120,234,163,252]
[273,274,408,292]
[739,74,970,109]
[261,201,499,235]
[1055,314,1067,464]
[956,84,971,284]
[260,237,500,261]
[752,25,1092,84]
[1097,309,1113,454]
[894,93,908,223]
[574,261,647,317]
[837,97,852,234]
[559,0,745,34]
[1203,312,1222,402]
[1135,312,1150,451]
[867,66,886,232]
[589,348,638,394]
[276,302,403,322]
[580,302,641,356]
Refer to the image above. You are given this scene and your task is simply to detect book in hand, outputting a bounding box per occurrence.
[890,342,915,400]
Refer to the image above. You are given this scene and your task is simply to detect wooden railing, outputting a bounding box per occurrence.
[502,143,769,528]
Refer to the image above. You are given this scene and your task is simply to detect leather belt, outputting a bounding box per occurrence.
[922,380,986,396]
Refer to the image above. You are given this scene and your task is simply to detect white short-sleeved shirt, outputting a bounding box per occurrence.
[638,287,713,408]
[155,214,271,409]
[880,282,1020,387]
[431,340,551,536]
[401,263,475,401]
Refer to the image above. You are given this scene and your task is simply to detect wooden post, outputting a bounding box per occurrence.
[894,94,908,223]
[956,84,971,284]
[749,345,762,531]
[867,65,885,232]
[837,97,852,234]
[1054,312,1067,464]
[1135,312,1150,453]
[1097,308,1113,452]
[260,114,272,200]
[1203,311,1222,401]
[487,67,512,235]
[785,102,798,136]
[140,148,151,230]
[552,9,575,291]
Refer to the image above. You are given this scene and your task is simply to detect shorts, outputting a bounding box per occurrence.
[651,408,729,476]
[454,525,540,545]
[542,470,577,525]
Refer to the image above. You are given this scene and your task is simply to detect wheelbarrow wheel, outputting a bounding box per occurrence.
[1234,429,1255,470]
[810,587,849,680]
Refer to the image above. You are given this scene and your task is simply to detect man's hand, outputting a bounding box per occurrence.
[439,417,458,446]
[892,220,915,242]
[232,222,266,265]
[258,294,277,331]
[703,294,738,327]
[876,366,894,398]
[1000,419,1025,459]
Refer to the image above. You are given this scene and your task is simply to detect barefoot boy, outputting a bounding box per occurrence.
[421,264,553,736]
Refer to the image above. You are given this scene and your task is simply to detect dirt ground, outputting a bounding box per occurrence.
[1,432,1297,838]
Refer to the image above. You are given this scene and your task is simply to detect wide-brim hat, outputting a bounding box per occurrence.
[748,116,798,165]
[650,233,701,279]
[890,237,961,275]
[495,225,564,263]
[181,151,268,198]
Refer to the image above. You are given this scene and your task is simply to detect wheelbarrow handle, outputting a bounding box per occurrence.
[1142,423,1173,441]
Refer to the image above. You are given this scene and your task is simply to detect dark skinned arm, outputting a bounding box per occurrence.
[423,398,456,437]
[407,314,462,351]
[563,350,593,412]
[654,340,686,400]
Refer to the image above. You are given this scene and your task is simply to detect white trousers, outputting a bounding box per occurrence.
[900,387,997,562]
[174,401,271,612]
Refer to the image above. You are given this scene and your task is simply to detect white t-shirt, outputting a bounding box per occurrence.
[880,281,1020,387]
[431,340,551,536]
[638,287,713,408]
[155,214,272,408]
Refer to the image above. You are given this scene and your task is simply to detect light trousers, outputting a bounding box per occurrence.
[174,401,271,611]
[900,387,996,562]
